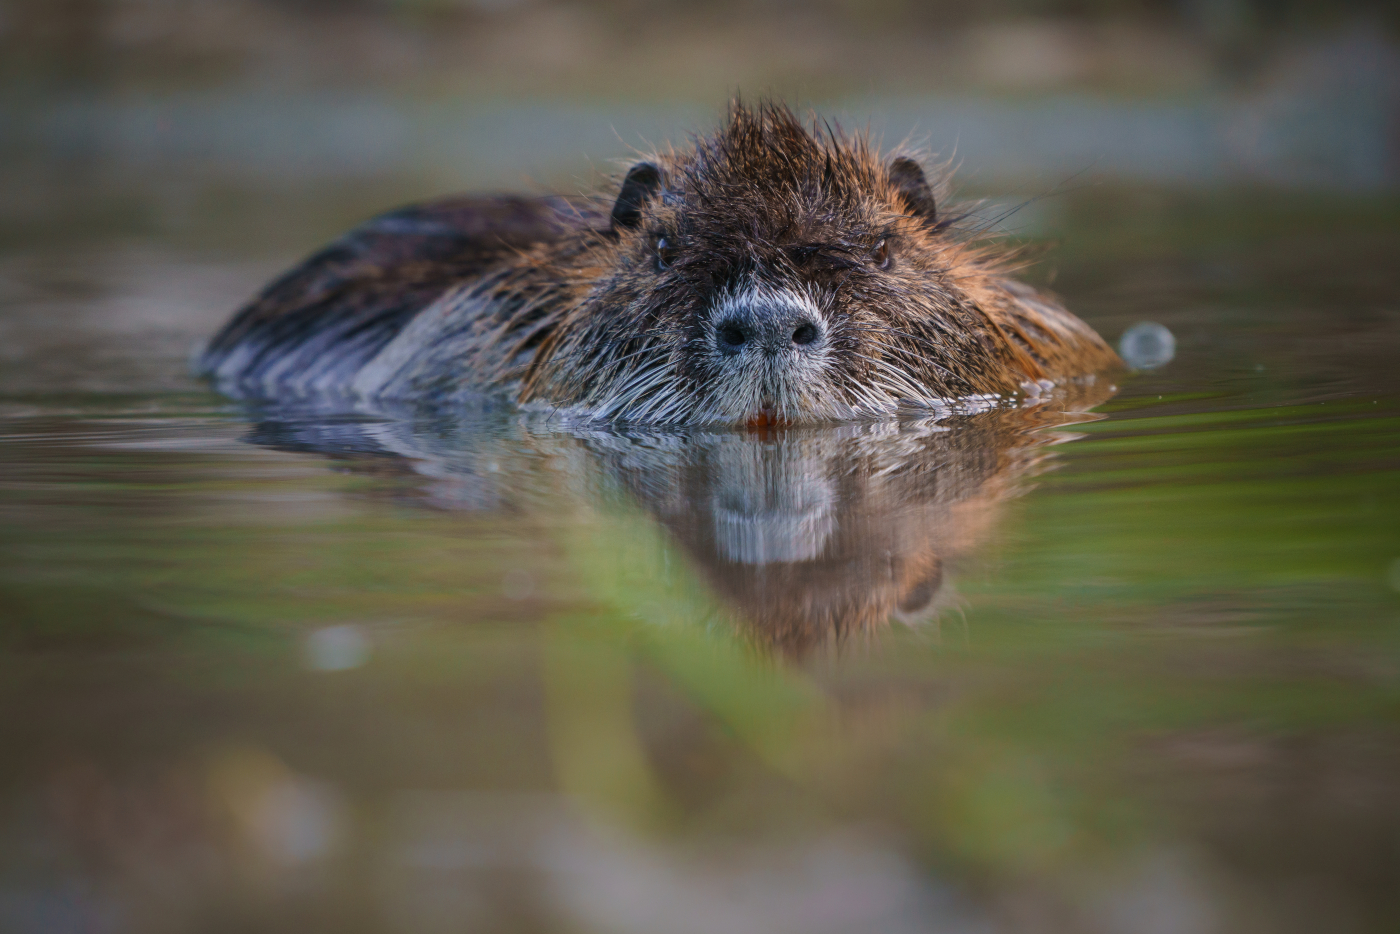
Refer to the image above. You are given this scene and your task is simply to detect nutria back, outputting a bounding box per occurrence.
[200,102,1121,425]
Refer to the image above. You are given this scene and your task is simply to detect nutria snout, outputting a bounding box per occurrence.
[699,283,835,424]
[199,101,1122,426]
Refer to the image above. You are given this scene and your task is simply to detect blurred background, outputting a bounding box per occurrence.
[2,0,1397,257]
[3,4,1400,934]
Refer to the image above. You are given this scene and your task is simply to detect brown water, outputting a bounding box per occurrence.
[1,186,1398,934]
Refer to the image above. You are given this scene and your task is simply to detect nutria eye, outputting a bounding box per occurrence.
[872,239,892,270]
[655,236,678,271]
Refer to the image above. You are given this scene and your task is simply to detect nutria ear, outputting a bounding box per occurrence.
[611,162,664,231]
[889,157,937,225]
[896,560,944,616]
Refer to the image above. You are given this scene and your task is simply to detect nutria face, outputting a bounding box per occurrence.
[514,102,1118,427]
[645,144,959,428]
[518,104,1025,427]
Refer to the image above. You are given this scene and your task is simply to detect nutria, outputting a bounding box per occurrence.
[200,102,1121,426]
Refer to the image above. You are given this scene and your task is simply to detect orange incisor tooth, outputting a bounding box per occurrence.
[745,409,786,431]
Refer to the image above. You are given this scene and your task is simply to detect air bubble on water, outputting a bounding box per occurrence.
[304,624,371,671]
[1119,322,1176,370]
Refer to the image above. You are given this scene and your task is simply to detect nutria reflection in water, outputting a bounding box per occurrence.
[571,388,1113,655]
[246,386,1111,656]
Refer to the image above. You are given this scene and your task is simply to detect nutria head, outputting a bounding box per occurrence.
[517,101,1118,427]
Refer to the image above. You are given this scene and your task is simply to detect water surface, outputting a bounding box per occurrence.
[1,190,1398,934]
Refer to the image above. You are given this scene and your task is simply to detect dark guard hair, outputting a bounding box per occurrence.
[200,102,1121,425]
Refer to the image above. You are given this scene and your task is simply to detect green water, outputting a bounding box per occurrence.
[1,189,1398,934]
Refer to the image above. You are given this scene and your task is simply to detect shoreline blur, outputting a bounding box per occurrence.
[2,1,1397,204]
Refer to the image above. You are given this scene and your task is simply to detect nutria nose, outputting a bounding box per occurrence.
[715,310,824,357]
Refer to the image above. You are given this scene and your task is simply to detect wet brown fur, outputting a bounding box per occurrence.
[201,102,1120,424]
